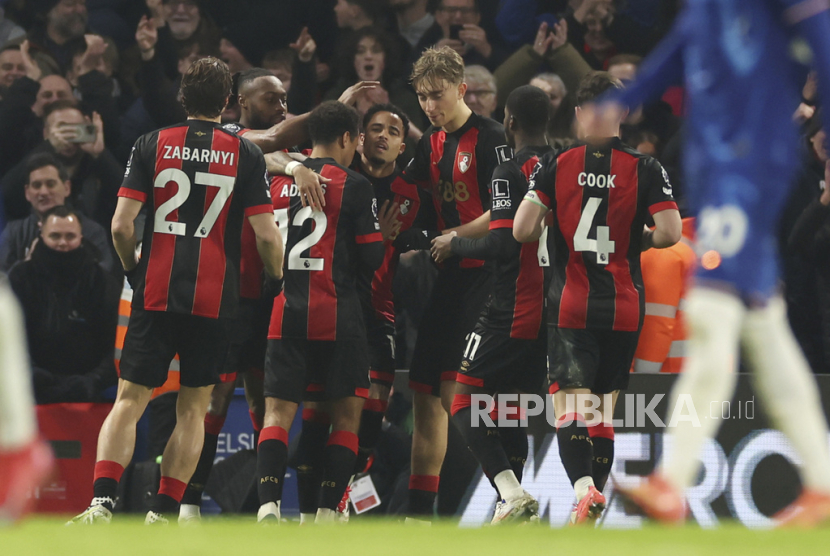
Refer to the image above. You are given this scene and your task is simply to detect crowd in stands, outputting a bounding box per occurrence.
[0,0,827,416]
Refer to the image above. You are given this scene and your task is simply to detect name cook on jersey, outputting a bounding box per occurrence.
[162,145,237,165]
[578,172,617,188]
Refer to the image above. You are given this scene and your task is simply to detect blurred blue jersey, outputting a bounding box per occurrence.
[613,0,830,301]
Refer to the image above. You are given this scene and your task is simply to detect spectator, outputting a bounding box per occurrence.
[493,20,591,141]
[0,100,123,227]
[0,44,25,100]
[143,0,220,81]
[389,0,434,49]
[565,0,657,70]
[529,72,572,138]
[325,27,424,132]
[220,20,277,73]
[0,43,70,176]
[262,49,294,92]
[65,34,122,151]
[414,0,507,72]
[27,0,90,73]
[0,153,113,273]
[8,205,119,405]
[463,64,497,119]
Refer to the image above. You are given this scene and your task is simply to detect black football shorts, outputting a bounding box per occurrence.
[264,338,371,403]
[456,321,547,394]
[221,297,271,383]
[409,266,493,397]
[547,327,640,394]
[120,308,230,388]
[366,317,396,387]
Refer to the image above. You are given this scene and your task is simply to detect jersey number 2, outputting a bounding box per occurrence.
[154,168,234,237]
[574,197,615,265]
[274,206,328,271]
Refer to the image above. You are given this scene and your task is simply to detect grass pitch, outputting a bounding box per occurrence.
[3,517,830,556]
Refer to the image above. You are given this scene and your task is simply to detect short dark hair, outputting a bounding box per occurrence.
[180,57,232,118]
[344,0,383,21]
[26,152,69,182]
[0,43,20,55]
[42,98,81,121]
[307,101,360,146]
[235,67,276,95]
[506,85,550,136]
[41,205,81,224]
[576,71,623,106]
[363,103,411,139]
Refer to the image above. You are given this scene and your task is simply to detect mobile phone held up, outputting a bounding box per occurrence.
[449,24,463,41]
[66,123,97,144]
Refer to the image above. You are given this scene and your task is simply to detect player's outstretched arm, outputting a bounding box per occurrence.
[242,113,311,154]
[644,208,682,250]
[444,210,491,238]
[248,212,284,279]
[513,196,547,243]
[111,196,143,271]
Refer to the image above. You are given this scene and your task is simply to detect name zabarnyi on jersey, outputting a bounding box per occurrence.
[162,145,237,165]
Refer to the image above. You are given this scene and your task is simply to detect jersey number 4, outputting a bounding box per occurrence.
[574,197,615,265]
[154,168,234,238]
[274,206,328,270]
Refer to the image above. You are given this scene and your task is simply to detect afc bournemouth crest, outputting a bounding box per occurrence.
[458,152,472,173]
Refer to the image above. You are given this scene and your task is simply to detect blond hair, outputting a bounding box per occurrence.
[410,46,465,91]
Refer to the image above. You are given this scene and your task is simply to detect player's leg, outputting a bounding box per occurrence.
[179,380,235,521]
[70,308,175,524]
[316,395,363,523]
[355,383,390,475]
[295,399,330,524]
[742,296,830,526]
[590,390,619,493]
[257,396,298,522]
[148,384,213,523]
[620,287,743,523]
[67,378,155,524]
[257,337,307,522]
[0,279,53,524]
[244,368,265,442]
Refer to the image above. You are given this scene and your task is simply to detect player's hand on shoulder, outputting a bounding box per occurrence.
[295,166,330,210]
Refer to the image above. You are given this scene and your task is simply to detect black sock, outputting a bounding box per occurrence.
[555,413,593,487]
[318,430,358,510]
[295,413,330,514]
[589,424,614,492]
[408,475,439,516]
[181,430,220,506]
[499,425,529,483]
[151,477,186,515]
[92,479,118,511]
[451,402,512,481]
[257,427,289,505]
[354,399,386,474]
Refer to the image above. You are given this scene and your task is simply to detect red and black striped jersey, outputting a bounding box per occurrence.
[221,123,262,300]
[119,120,273,319]
[405,112,511,268]
[353,160,420,325]
[482,145,553,339]
[268,157,385,341]
[526,137,678,332]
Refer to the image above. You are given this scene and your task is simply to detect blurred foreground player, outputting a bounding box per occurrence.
[514,72,681,525]
[596,0,830,527]
[430,85,553,524]
[68,58,283,525]
[0,276,54,525]
[256,101,384,524]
